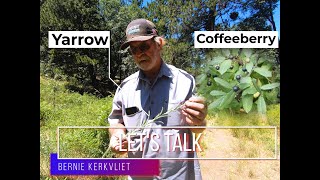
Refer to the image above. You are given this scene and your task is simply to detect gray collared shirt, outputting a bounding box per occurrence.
[108,62,202,180]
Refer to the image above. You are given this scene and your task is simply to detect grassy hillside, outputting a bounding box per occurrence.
[40,76,115,179]
[40,76,280,179]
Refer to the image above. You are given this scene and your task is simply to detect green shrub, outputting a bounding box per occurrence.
[40,76,115,178]
[196,48,280,114]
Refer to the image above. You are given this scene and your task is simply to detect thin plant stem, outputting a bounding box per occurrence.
[101,102,185,158]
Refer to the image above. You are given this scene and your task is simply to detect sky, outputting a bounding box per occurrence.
[274,2,280,37]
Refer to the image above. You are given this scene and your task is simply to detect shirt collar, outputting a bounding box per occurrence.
[138,60,173,82]
[159,61,173,78]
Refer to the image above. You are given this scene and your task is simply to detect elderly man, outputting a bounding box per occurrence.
[108,18,207,180]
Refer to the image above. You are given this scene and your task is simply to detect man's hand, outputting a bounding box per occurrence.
[182,96,208,133]
[109,131,128,154]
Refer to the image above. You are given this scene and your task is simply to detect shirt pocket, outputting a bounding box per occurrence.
[166,100,185,126]
[123,110,148,132]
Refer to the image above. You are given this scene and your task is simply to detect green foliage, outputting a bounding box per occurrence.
[146,0,204,74]
[236,0,279,31]
[266,104,280,127]
[40,0,279,97]
[197,48,280,114]
[40,0,151,97]
[40,0,117,97]
[59,128,109,158]
[40,76,115,178]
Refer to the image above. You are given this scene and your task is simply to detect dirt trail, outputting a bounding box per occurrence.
[198,125,280,180]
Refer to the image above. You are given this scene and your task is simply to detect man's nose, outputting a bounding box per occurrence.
[135,50,144,57]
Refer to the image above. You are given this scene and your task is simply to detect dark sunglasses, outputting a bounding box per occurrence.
[129,41,152,55]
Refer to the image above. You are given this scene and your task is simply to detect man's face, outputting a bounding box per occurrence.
[129,38,161,72]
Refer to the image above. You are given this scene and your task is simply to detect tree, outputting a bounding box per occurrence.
[40,0,280,99]
[40,0,148,96]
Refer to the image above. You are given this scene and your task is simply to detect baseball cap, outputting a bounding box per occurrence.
[120,18,159,50]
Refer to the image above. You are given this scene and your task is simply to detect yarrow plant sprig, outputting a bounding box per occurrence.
[101,101,185,158]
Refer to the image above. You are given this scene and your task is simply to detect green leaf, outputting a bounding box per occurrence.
[218,60,232,75]
[256,96,267,114]
[257,56,267,65]
[242,95,253,113]
[238,83,251,90]
[221,72,234,80]
[210,90,226,96]
[196,74,206,85]
[250,53,259,64]
[214,77,233,89]
[222,49,230,57]
[235,67,243,77]
[246,62,254,73]
[240,77,252,84]
[253,67,272,78]
[242,49,252,58]
[208,96,224,110]
[229,100,241,109]
[209,56,225,65]
[252,78,261,92]
[219,90,236,109]
[231,48,239,56]
[262,64,272,70]
[260,83,280,90]
[260,55,274,63]
[242,86,257,96]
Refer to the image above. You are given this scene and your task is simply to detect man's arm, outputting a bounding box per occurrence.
[109,123,126,135]
[107,87,128,154]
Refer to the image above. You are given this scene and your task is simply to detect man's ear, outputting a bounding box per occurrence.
[158,38,163,50]
[155,37,165,50]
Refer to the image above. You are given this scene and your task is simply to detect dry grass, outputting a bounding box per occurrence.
[198,112,280,180]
